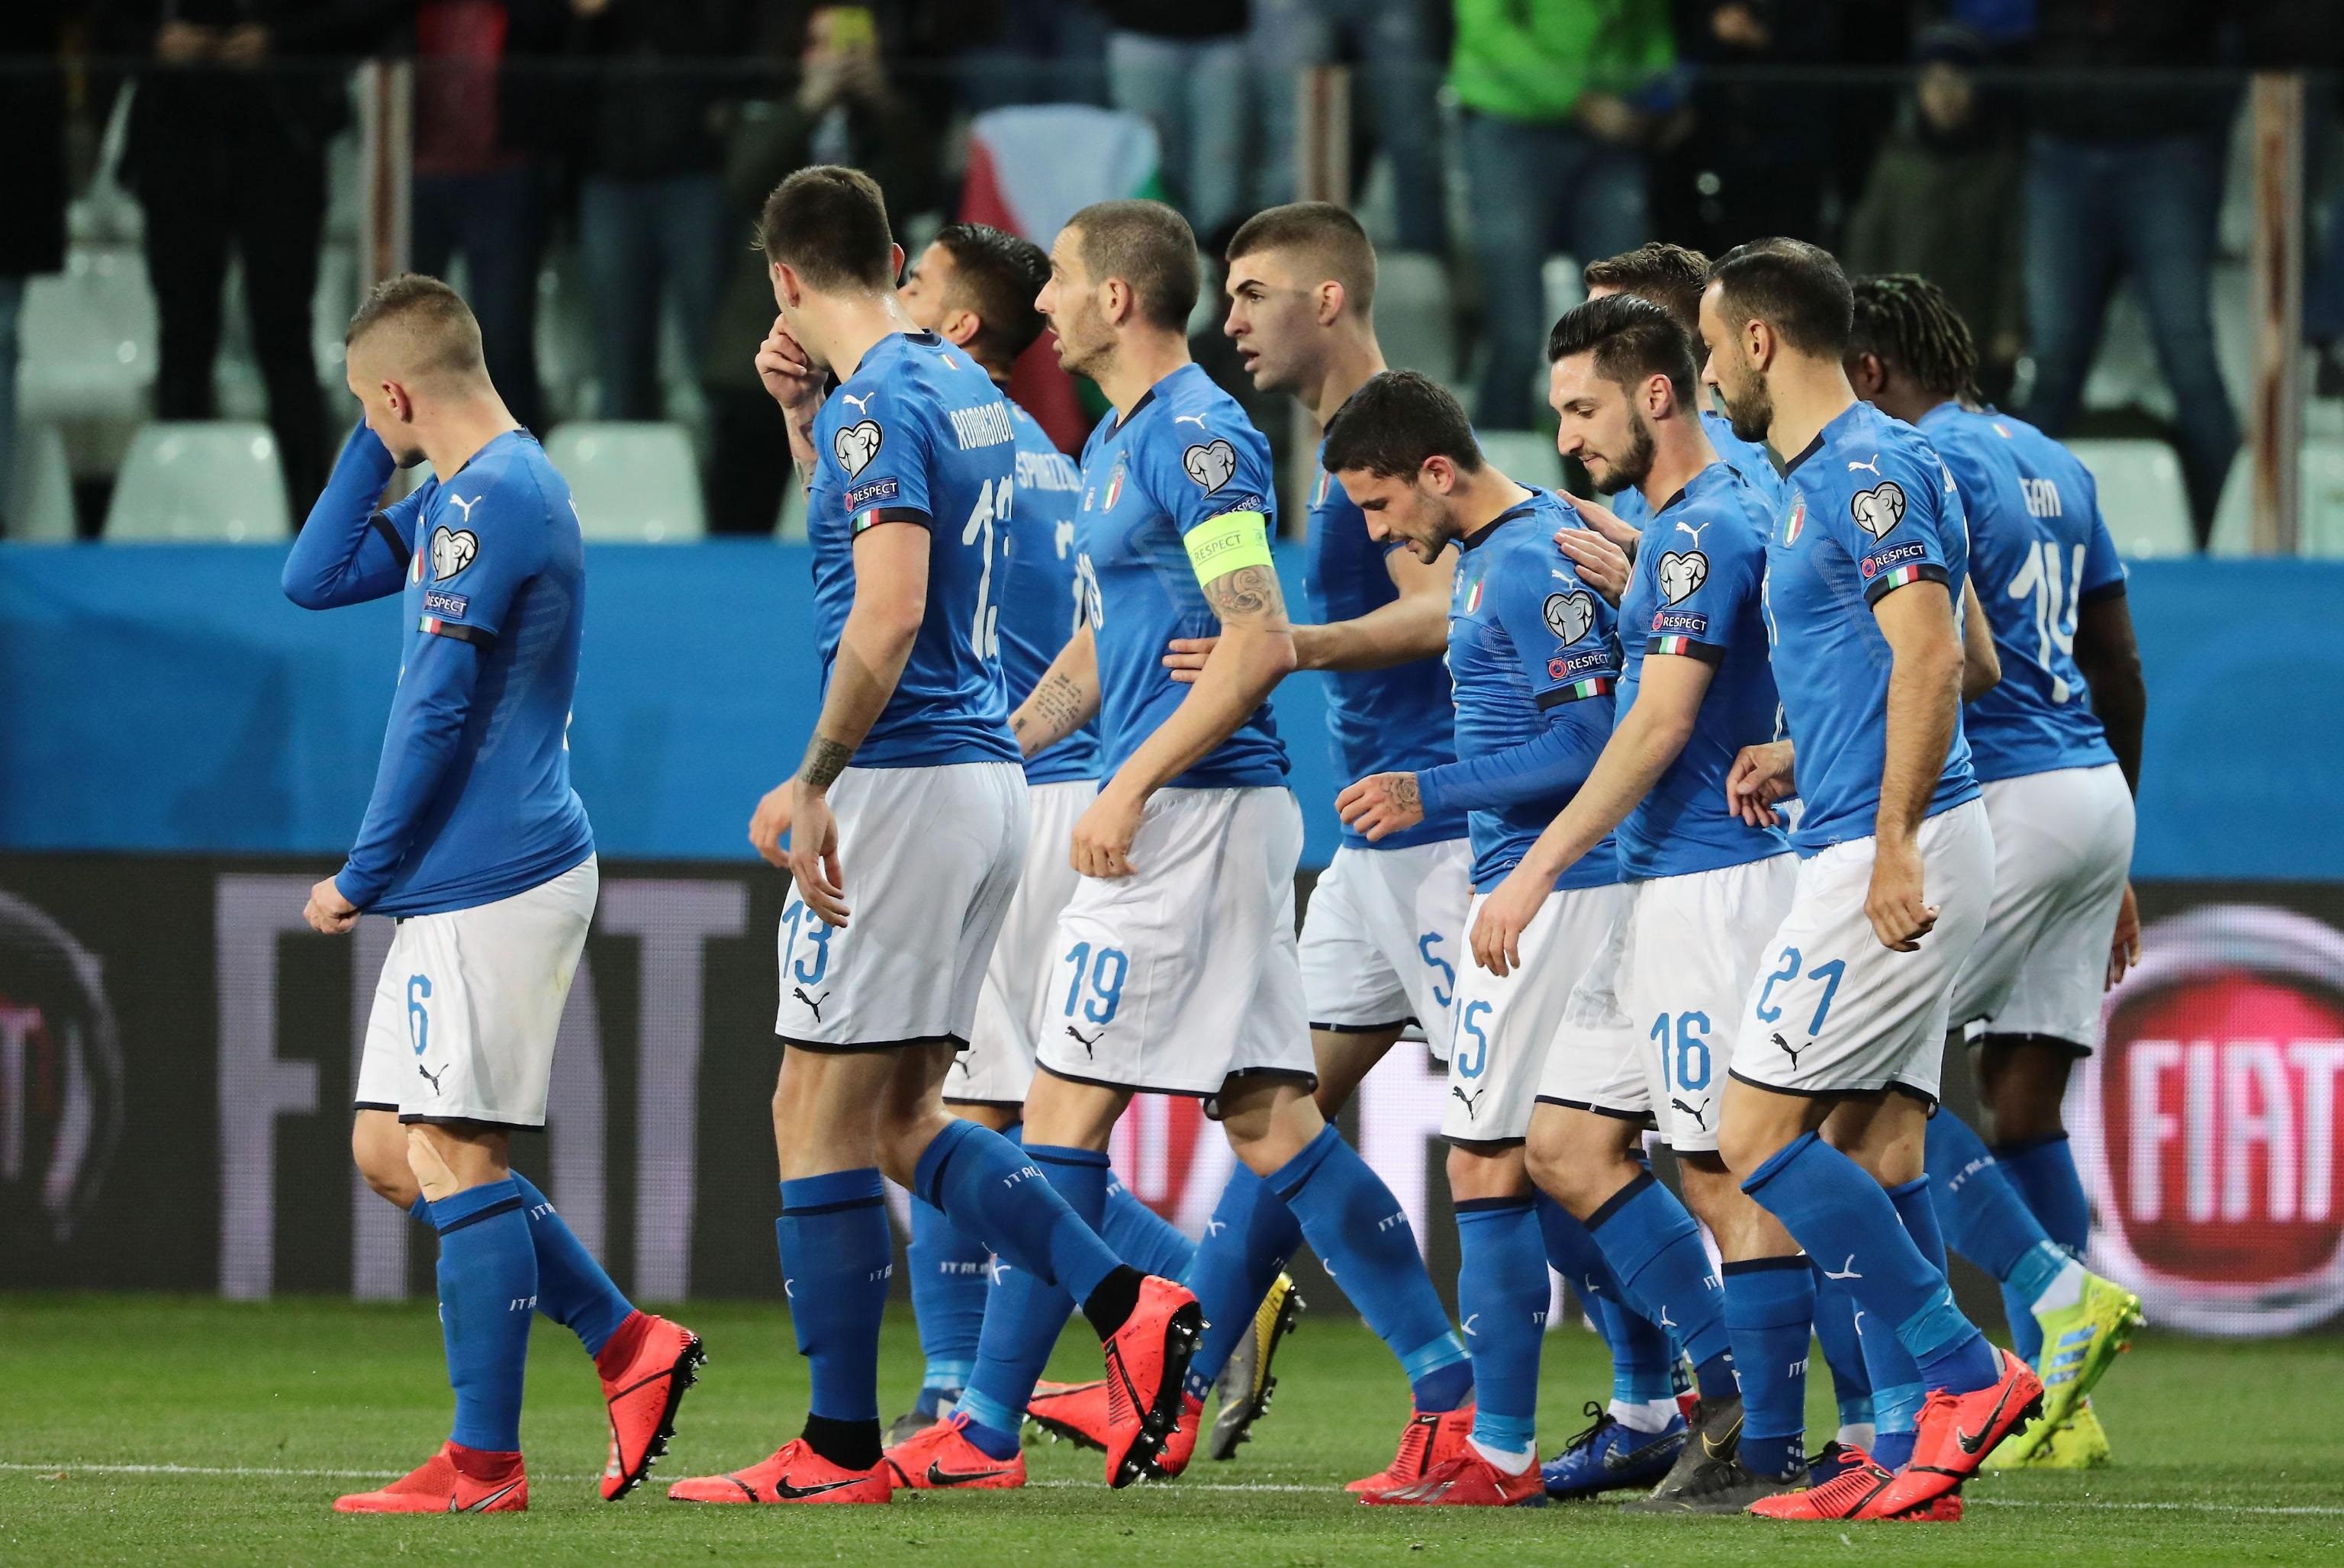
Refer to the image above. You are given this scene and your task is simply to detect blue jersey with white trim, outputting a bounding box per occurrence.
[283,426,594,916]
[1920,404,2124,784]
[1613,462,1789,878]
[807,330,1022,769]
[1076,363,1286,789]
[999,400,1099,785]
[1303,441,1463,849]
[1612,409,1788,528]
[1417,491,1621,890]
[1768,401,1980,853]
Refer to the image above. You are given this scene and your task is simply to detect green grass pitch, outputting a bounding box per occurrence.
[4,1294,2340,1565]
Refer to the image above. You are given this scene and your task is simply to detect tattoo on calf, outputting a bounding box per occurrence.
[1204,563,1286,625]
[799,735,855,789]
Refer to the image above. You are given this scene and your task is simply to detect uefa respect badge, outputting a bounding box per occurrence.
[2077,906,2344,1336]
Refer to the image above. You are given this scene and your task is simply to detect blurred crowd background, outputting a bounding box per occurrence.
[4,1,2342,551]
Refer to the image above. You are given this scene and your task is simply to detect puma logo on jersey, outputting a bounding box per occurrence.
[1451,1083,1486,1119]
[1065,1025,1103,1055]
[417,1063,446,1095]
[1174,413,1209,430]
[793,987,830,1021]
[1671,1096,1711,1131]
[1847,456,1881,476]
[840,391,876,416]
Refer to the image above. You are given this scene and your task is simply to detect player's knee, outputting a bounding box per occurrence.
[352,1116,419,1208]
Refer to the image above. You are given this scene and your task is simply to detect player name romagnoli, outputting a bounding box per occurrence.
[948,401,1017,451]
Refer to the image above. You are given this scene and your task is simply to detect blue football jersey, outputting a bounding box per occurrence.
[806,330,1022,769]
[1613,462,1789,878]
[1768,401,1980,853]
[1076,364,1286,789]
[1303,442,1464,849]
[285,428,595,916]
[1921,404,2124,784]
[1000,400,1099,785]
[1418,491,1621,890]
[1612,409,1789,528]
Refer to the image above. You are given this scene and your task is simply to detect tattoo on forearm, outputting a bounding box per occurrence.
[1204,564,1287,626]
[799,734,855,789]
[1390,774,1421,814]
[1026,670,1088,737]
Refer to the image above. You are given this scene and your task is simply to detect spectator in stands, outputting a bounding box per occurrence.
[408,0,568,434]
[2021,0,2237,538]
[1251,0,1445,255]
[98,0,404,517]
[938,0,1109,113]
[1844,25,2026,404]
[0,2,71,536]
[567,0,757,420]
[1451,0,1673,429]
[699,3,936,534]
[1096,1,1252,239]
[1673,0,1842,253]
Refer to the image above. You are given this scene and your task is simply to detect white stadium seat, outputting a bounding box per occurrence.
[543,423,706,543]
[2062,439,2196,558]
[7,423,79,542]
[16,247,156,424]
[1374,252,1456,384]
[103,422,290,543]
[2210,440,2344,557]
[1474,429,1565,494]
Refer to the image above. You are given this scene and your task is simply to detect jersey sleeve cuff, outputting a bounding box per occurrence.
[369,510,406,560]
[2078,578,2128,606]
[1534,674,1617,710]
[849,504,933,535]
[1860,559,1948,604]
[1643,635,1726,665]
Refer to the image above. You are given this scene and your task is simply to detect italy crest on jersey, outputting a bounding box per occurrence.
[1103,457,1127,512]
[1782,499,1806,546]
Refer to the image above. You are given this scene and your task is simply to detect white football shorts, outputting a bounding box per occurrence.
[1031,786,1315,1103]
[1728,798,1994,1104]
[1298,838,1473,1058]
[1951,763,2133,1051]
[1444,881,1632,1145]
[948,778,1097,1106]
[774,762,1027,1051]
[355,855,598,1128]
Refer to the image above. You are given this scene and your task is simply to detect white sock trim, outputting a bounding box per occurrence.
[2031,1257,2087,1317]
[1611,1397,1679,1434]
[1470,1438,1535,1475]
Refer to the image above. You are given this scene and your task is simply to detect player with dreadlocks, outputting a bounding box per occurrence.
[1844,273,2146,1473]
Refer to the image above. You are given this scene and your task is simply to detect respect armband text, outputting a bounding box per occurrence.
[1183,510,1273,587]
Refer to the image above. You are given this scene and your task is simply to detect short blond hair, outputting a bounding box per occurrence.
[345,274,487,385]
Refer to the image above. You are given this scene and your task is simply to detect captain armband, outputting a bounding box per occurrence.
[1183,510,1273,588]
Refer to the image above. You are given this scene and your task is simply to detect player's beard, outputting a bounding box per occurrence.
[1718,359,1773,445]
[1589,411,1657,495]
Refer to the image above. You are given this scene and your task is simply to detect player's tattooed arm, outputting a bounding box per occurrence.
[798,734,855,789]
[1011,626,1102,758]
[1202,563,1290,627]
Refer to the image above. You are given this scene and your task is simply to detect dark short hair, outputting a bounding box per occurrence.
[1321,369,1483,480]
[756,165,895,291]
[932,222,1051,366]
[344,273,485,381]
[1850,272,1982,401]
[1547,293,1698,404]
[1709,237,1854,356]
[1225,201,1377,313]
[1067,199,1199,333]
[1583,243,1711,340]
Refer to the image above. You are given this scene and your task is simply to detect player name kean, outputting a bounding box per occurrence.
[948,401,1017,452]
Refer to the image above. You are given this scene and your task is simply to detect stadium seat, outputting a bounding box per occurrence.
[2062,439,2196,558]
[2209,442,2344,557]
[6,423,79,543]
[103,422,291,543]
[16,246,156,424]
[1375,253,1455,384]
[543,423,706,543]
[1476,429,1565,493]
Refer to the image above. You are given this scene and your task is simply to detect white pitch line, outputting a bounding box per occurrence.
[7,1463,2342,1518]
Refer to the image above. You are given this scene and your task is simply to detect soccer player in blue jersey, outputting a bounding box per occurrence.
[958,199,1469,1493]
[670,169,1199,1505]
[1695,240,2040,1523]
[1471,295,1815,1512]
[1846,275,2146,1467]
[1315,369,1626,1507]
[285,276,702,1514]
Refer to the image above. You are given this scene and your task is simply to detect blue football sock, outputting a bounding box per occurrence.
[1721,1256,1812,1479]
[1455,1196,1547,1457]
[906,1193,990,1401]
[777,1169,892,1425]
[1744,1133,1993,1397]
[1183,1162,1303,1399]
[956,1145,1112,1457]
[1267,1125,1469,1412]
[430,1177,536,1453]
[1104,1173,1198,1282]
[1533,1191,1676,1405]
[1924,1112,2048,1283]
[1888,1175,2000,1393]
[1586,1170,1734,1387]
[1998,1133,2091,1253]
[1811,1264,1873,1432]
[505,1174,633,1359]
[913,1118,1120,1304]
